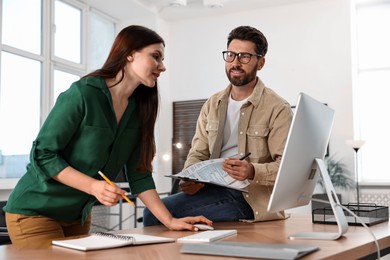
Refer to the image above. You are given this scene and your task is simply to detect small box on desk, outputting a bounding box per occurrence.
[312,203,389,226]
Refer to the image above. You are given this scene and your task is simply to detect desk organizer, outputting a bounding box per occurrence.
[312,203,389,226]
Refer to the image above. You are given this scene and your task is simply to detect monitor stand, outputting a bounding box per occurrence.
[289,158,349,240]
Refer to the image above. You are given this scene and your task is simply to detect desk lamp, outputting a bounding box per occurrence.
[345,139,365,207]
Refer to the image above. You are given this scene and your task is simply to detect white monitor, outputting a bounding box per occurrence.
[267,92,348,240]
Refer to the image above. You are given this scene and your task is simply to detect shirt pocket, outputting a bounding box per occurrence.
[246,125,270,160]
[69,125,115,168]
[206,121,219,150]
[206,121,219,137]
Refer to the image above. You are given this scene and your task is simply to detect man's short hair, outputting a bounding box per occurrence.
[227,26,268,56]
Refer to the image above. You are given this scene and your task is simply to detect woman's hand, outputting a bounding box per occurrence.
[53,166,127,206]
[138,189,212,231]
[165,216,213,231]
[91,180,127,206]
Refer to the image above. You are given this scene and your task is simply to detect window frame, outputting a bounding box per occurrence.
[51,0,87,72]
[0,0,117,189]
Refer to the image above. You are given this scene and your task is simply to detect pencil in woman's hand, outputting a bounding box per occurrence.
[98,171,134,206]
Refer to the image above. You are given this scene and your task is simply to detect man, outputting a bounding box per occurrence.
[143,25,293,226]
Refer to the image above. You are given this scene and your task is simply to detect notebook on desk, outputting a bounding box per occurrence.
[52,232,174,251]
[180,241,319,260]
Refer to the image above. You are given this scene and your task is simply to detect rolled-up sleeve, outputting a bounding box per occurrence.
[125,145,156,194]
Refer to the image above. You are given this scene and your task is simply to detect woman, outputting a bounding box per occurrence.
[4,25,211,249]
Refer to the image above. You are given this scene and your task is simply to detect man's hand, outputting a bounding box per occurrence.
[222,157,254,180]
[179,180,205,195]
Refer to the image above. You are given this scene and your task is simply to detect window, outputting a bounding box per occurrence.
[54,0,82,64]
[2,0,41,54]
[353,0,390,184]
[0,52,40,177]
[0,0,116,186]
[89,10,116,71]
[0,0,43,183]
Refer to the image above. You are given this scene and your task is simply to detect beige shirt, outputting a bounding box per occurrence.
[184,78,293,222]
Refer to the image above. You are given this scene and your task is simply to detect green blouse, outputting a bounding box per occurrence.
[4,76,155,224]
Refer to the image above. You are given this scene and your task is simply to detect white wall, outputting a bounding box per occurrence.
[168,0,354,162]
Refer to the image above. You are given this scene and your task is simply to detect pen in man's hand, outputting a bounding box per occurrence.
[98,171,134,207]
[239,152,251,160]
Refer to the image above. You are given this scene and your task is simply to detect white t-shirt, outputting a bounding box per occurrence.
[220,94,249,158]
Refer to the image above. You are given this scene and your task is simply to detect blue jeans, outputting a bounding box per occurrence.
[143,185,254,226]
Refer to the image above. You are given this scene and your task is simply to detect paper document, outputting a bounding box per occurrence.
[166,158,250,192]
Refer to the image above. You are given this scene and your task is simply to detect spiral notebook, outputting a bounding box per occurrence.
[52,232,175,251]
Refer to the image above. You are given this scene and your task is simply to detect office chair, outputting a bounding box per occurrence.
[0,201,11,245]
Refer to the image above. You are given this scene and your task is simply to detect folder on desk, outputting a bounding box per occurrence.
[180,241,319,260]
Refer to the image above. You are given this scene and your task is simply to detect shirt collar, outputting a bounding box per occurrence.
[217,77,265,108]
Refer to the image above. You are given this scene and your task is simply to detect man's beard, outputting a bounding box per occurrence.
[226,66,257,86]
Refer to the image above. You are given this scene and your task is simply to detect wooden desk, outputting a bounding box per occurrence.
[1,214,389,259]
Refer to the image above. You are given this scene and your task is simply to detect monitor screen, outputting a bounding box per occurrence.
[267,92,348,240]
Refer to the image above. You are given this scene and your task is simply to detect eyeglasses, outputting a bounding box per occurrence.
[222,51,262,64]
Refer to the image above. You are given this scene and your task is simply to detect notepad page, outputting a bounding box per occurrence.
[177,230,237,243]
[52,234,134,251]
[52,233,174,251]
